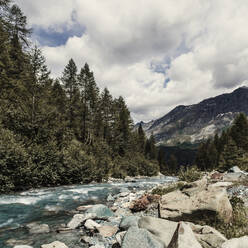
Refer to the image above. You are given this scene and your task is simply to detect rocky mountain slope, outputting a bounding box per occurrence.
[138,86,248,145]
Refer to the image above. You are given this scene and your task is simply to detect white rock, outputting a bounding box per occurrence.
[41,241,68,248]
[84,219,101,230]
[67,213,96,229]
[221,236,248,248]
[67,214,85,229]
[26,223,50,234]
[14,246,33,248]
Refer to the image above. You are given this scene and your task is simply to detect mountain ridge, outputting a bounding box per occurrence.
[137,86,248,145]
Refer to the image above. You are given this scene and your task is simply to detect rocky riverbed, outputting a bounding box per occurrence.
[1,168,248,248]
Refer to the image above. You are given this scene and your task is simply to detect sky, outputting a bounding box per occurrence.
[15,0,248,122]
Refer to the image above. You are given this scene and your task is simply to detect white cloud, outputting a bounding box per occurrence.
[14,0,248,122]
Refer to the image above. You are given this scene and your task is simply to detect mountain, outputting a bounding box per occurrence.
[138,86,248,146]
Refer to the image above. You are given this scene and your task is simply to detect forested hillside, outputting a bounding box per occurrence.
[0,0,159,193]
[196,113,248,172]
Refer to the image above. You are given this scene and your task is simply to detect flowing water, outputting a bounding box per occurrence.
[0,176,176,248]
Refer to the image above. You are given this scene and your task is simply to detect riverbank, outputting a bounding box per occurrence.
[1,169,248,248]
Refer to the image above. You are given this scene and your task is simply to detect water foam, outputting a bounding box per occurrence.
[0,218,14,227]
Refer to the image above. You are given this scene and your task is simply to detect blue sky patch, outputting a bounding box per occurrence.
[32,23,85,47]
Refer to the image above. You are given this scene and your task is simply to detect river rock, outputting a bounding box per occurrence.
[67,214,86,229]
[168,222,202,248]
[41,241,68,248]
[115,207,132,216]
[115,231,126,245]
[159,181,233,223]
[77,205,93,211]
[138,216,178,247]
[26,222,50,234]
[107,194,114,201]
[120,216,140,230]
[221,236,248,248]
[97,225,118,237]
[84,219,101,230]
[89,245,105,248]
[122,226,164,248]
[86,204,114,219]
[188,222,227,248]
[6,239,33,246]
[223,172,247,182]
[13,246,33,248]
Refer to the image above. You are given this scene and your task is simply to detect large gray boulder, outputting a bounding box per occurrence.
[221,236,248,248]
[86,204,114,219]
[119,216,140,230]
[168,222,202,248]
[122,226,164,248]
[138,216,178,247]
[188,222,227,248]
[159,179,233,223]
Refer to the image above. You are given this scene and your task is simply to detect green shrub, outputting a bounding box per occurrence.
[178,166,202,182]
[152,182,185,195]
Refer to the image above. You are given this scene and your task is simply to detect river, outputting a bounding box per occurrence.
[0,176,176,248]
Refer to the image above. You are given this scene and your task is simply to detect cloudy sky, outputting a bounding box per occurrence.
[15,0,248,122]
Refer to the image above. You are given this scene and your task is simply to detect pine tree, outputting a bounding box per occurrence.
[230,113,248,151]
[137,123,145,153]
[61,59,79,130]
[218,137,244,171]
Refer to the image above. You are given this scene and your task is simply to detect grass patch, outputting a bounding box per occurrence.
[151,182,185,196]
[178,166,202,182]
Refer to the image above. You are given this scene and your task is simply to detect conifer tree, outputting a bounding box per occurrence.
[137,123,145,153]
[61,59,79,130]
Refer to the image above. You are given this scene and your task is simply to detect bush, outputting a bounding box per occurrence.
[178,166,202,182]
[152,182,185,195]
[0,127,31,192]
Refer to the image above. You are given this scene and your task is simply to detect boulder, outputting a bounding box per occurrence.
[120,216,140,230]
[115,231,126,245]
[228,166,242,173]
[84,219,101,230]
[67,212,96,229]
[168,222,202,248]
[26,223,50,234]
[41,241,68,248]
[122,226,164,248]
[159,183,233,223]
[86,204,114,219]
[221,236,248,248]
[67,214,86,229]
[138,216,178,247]
[107,194,114,201]
[223,172,247,182]
[96,225,118,237]
[188,222,227,248]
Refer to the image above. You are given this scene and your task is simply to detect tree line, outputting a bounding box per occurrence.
[0,1,159,193]
[196,113,248,172]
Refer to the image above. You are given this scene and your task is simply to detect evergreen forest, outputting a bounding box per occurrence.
[0,1,159,193]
